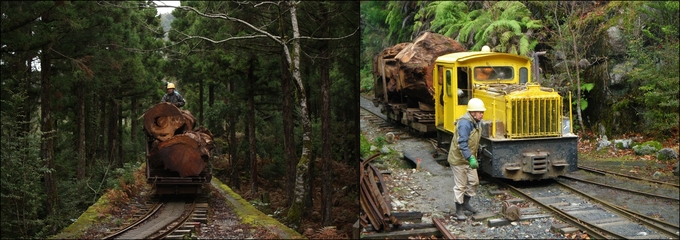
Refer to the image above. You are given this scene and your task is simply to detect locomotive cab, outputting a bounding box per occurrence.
[433,50,578,181]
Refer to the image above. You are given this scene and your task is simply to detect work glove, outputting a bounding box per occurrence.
[469,155,479,169]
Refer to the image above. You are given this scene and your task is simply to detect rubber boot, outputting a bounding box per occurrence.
[463,195,478,214]
[455,203,467,220]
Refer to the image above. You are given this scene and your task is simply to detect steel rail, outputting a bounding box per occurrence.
[102,201,164,240]
[432,217,455,239]
[579,165,680,188]
[154,201,197,239]
[560,175,679,201]
[491,178,612,239]
[555,180,680,238]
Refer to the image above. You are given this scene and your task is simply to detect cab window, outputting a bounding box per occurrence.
[445,69,452,96]
[474,66,513,80]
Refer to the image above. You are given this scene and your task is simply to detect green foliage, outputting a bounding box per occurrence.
[360,134,371,158]
[1,90,45,239]
[576,83,594,111]
[621,2,679,133]
[419,1,468,38]
[360,68,374,93]
[457,1,541,55]
[374,136,387,149]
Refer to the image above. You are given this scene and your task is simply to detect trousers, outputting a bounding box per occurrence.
[451,164,479,204]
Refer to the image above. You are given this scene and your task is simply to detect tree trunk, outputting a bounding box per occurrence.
[569,12,585,131]
[286,1,313,231]
[208,83,214,107]
[279,6,297,207]
[107,99,118,166]
[96,96,106,160]
[40,43,58,217]
[118,99,123,167]
[199,77,204,126]
[131,97,139,162]
[229,77,240,190]
[248,58,258,194]
[320,19,332,226]
[77,80,86,180]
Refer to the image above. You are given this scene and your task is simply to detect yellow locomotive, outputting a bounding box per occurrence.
[433,47,578,181]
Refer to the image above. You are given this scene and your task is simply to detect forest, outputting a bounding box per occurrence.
[361,1,678,138]
[1,1,359,238]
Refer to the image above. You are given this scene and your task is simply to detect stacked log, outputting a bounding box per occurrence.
[143,102,214,177]
[373,32,467,107]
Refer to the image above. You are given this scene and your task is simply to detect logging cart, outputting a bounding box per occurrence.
[143,103,214,195]
[373,32,578,181]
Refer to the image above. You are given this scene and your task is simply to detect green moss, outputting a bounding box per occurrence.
[50,195,111,239]
[212,178,305,239]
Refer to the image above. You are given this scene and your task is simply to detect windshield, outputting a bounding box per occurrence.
[474,66,513,80]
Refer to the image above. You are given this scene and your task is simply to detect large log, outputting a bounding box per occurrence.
[149,134,206,177]
[143,103,187,141]
[143,103,213,177]
[374,32,466,107]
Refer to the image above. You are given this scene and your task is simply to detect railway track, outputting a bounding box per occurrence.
[102,197,208,239]
[362,95,679,239]
[491,177,679,239]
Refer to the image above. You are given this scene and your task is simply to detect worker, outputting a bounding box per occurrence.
[161,82,185,108]
[448,98,485,220]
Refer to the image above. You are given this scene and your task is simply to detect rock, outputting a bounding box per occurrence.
[652,171,661,180]
[656,148,678,162]
[380,146,391,154]
[633,141,661,155]
[596,135,611,151]
[607,26,625,54]
[673,161,679,176]
[613,139,632,149]
[370,145,378,152]
[609,60,636,86]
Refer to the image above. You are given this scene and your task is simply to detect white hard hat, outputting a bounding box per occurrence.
[467,98,486,111]
[481,46,491,52]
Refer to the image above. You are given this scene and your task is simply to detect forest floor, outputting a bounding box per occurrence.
[220,158,359,239]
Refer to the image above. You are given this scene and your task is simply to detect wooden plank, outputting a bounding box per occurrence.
[361,228,443,239]
[363,223,435,232]
[392,211,423,222]
[471,212,496,221]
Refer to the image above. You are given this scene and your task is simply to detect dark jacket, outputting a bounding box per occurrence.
[161,91,185,108]
[446,112,481,166]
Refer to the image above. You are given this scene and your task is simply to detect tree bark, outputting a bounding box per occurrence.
[118,99,123,167]
[208,83,214,107]
[107,98,118,166]
[199,77,204,126]
[229,77,240,190]
[320,11,332,226]
[248,58,258,194]
[286,1,313,231]
[279,5,297,208]
[77,80,86,180]
[131,97,139,162]
[40,42,58,217]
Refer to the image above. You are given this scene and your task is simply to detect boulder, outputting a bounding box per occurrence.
[613,139,633,149]
[656,148,678,162]
[596,135,611,151]
[633,141,661,155]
